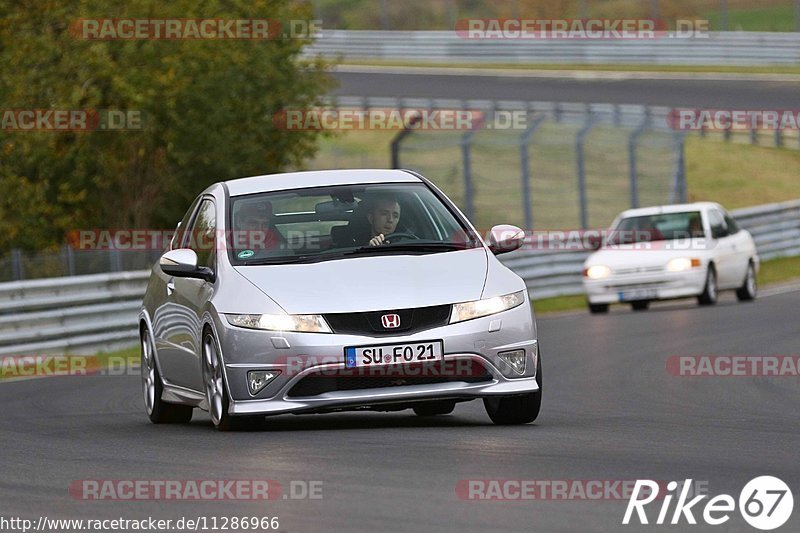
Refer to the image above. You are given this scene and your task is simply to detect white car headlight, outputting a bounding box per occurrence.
[583,264,611,280]
[449,291,525,324]
[226,314,332,333]
[666,257,701,272]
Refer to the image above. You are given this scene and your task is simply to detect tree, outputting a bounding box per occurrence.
[0,0,333,251]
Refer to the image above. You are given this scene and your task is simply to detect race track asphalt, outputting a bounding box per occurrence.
[1,287,798,532]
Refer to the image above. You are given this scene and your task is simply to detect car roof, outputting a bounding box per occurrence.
[224,169,421,196]
[618,202,722,218]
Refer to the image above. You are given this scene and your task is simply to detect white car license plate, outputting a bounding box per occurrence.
[344,341,443,369]
[619,288,657,301]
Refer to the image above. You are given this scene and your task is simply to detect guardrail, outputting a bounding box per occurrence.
[0,271,149,356]
[0,200,797,355]
[307,30,800,66]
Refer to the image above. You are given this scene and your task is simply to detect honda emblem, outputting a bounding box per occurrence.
[381,313,401,329]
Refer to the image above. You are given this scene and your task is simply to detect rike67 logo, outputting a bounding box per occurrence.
[623,477,793,530]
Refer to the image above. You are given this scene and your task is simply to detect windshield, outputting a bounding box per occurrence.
[227,182,481,265]
[607,211,705,245]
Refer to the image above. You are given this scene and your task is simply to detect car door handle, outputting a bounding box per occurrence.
[166,279,175,296]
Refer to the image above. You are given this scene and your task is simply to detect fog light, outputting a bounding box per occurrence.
[498,349,526,375]
[247,370,280,395]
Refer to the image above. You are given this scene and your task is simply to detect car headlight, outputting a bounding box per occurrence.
[666,257,701,272]
[449,291,525,324]
[583,264,611,280]
[226,314,332,333]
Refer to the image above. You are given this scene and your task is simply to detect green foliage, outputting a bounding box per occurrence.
[0,0,333,251]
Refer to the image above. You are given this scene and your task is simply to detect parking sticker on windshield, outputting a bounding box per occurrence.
[237,250,255,259]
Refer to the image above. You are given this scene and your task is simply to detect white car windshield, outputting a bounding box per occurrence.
[228,182,481,265]
[607,211,705,245]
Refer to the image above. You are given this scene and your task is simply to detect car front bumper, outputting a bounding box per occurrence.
[213,301,539,416]
[583,268,707,304]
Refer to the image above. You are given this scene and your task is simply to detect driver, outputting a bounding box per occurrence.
[366,195,401,246]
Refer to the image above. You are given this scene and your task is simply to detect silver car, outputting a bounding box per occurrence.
[140,169,541,430]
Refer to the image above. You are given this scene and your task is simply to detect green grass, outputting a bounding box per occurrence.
[341,60,800,76]
[704,5,797,32]
[757,255,800,285]
[686,137,800,209]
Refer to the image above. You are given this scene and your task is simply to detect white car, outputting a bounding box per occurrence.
[582,202,759,313]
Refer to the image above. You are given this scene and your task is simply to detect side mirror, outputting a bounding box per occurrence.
[488,224,525,255]
[159,248,215,282]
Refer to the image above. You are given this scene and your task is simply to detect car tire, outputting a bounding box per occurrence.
[413,400,456,417]
[202,330,264,431]
[697,265,718,306]
[735,262,757,302]
[141,328,193,424]
[631,300,650,311]
[483,352,542,425]
[588,303,609,314]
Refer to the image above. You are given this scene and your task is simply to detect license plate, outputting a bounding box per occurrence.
[619,288,657,301]
[344,341,443,369]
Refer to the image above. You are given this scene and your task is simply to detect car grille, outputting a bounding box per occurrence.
[614,265,665,275]
[323,304,451,336]
[287,361,492,398]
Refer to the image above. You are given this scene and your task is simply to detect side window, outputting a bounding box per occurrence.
[707,209,729,239]
[171,197,201,250]
[185,199,217,268]
[723,213,740,234]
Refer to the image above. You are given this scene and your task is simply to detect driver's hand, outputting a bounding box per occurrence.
[369,234,386,246]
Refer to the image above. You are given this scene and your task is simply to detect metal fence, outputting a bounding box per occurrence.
[0,245,163,283]
[307,30,800,66]
[0,271,148,356]
[0,199,797,356]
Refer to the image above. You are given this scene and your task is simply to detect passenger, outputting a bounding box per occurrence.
[234,202,283,252]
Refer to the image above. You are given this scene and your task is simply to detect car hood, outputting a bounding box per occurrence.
[586,241,710,269]
[233,248,488,314]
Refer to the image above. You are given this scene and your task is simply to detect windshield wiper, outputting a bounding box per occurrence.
[341,242,466,256]
[239,255,322,265]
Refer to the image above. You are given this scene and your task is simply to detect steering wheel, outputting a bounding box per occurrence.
[384,232,420,243]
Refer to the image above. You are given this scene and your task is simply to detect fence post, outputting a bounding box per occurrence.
[775,127,783,148]
[110,249,123,272]
[628,108,651,209]
[11,248,24,281]
[61,244,76,276]
[519,113,549,231]
[720,0,729,31]
[459,106,487,222]
[575,111,596,229]
[671,132,688,203]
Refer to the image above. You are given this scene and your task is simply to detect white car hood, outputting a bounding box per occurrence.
[233,248,488,314]
[586,241,710,269]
